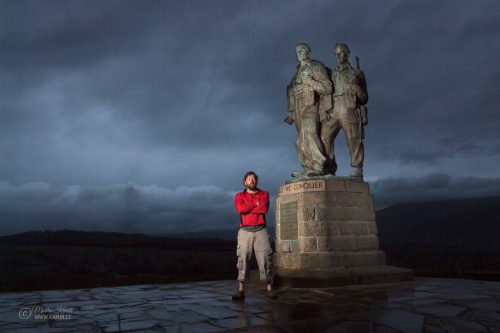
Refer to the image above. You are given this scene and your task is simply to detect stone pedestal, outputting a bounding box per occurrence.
[273,177,412,287]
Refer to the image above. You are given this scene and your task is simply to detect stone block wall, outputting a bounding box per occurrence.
[274,178,385,270]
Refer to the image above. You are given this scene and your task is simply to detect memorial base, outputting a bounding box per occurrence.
[273,266,413,288]
[273,177,413,288]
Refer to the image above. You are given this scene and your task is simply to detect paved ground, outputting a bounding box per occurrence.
[0,278,499,332]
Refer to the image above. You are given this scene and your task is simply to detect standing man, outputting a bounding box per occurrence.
[321,43,368,178]
[232,171,277,300]
[286,43,333,178]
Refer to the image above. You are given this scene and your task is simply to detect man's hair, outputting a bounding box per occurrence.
[335,43,350,56]
[296,42,311,53]
[243,171,258,183]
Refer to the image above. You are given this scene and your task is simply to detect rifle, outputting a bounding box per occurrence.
[356,56,368,137]
[356,56,368,125]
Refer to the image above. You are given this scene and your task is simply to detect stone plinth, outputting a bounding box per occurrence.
[273,177,412,287]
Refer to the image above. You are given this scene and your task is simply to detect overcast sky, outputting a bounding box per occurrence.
[0,0,499,235]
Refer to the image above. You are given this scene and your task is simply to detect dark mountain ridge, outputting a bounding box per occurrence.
[2,196,498,252]
[0,196,499,291]
[376,196,500,252]
[0,229,235,251]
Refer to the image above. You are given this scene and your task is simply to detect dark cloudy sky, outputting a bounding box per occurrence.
[0,0,499,235]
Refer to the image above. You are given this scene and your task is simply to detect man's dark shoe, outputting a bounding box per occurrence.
[232,290,245,301]
[266,290,278,299]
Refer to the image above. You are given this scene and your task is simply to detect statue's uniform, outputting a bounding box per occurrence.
[321,63,368,175]
[287,60,332,174]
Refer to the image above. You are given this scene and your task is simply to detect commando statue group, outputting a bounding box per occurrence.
[286,43,368,179]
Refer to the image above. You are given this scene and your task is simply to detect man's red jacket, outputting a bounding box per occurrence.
[234,189,269,227]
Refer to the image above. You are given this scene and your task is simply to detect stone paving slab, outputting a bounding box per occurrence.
[0,278,499,332]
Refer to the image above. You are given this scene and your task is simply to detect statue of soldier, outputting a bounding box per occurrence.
[321,43,368,178]
[286,43,333,178]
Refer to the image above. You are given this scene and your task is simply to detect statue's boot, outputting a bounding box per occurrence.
[324,159,337,176]
[306,170,325,177]
[291,170,305,178]
[349,167,363,178]
[324,165,336,176]
[292,169,324,179]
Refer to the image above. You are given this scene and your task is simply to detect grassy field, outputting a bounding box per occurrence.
[0,243,237,292]
[384,245,500,280]
[1,228,499,293]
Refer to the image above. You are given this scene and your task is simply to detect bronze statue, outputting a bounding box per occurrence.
[320,43,368,178]
[286,43,333,178]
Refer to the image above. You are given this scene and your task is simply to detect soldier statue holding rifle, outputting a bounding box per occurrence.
[320,43,368,178]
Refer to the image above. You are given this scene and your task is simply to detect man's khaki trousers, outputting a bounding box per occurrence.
[236,228,273,283]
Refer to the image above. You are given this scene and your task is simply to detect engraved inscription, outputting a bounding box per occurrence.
[279,180,325,195]
[280,201,298,240]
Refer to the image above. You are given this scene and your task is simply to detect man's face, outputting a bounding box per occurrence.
[335,47,348,64]
[244,175,257,190]
[296,46,310,62]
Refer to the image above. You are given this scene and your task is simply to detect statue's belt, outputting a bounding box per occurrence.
[333,93,356,98]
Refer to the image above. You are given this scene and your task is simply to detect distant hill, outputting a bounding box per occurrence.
[0,230,238,292]
[376,196,500,252]
[376,197,500,279]
[2,196,497,252]
[3,196,497,251]
[170,226,276,240]
[0,229,235,251]
[1,197,500,291]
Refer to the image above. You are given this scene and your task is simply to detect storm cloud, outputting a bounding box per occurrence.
[0,180,238,235]
[0,0,499,235]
